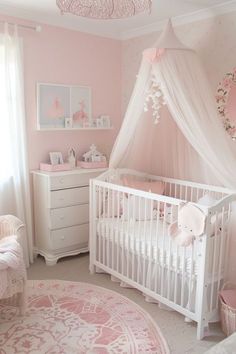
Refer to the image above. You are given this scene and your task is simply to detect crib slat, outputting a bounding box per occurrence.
[116,191,120,272]
[181,247,186,307]
[142,197,148,287]
[196,188,199,201]
[210,211,218,312]
[180,185,183,200]
[215,208,224,308]
[127,193,131,278]
[174,246,179,304]
[160,202,167,297]
[107,187,110,267]
[137,196,142,285]
[170,184,172,198]
[121,192,125,276]
[98,186,102,263]
[185,186,188,201]
[111,189,116,271]
[102,187,106,265]
[117,192,123,274]
[174,184,177,198]
[154,201,161,294]
[131,195,136,282]
[187,243,194,312]
[216,207,226,309]
[167,203,172,301]
[224,207,231,280]
[148,199,154,291]
[101,187,105,266]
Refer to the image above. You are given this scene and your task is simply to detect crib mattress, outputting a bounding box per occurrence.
[96,217,199,275]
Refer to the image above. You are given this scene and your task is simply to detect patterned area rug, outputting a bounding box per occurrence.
[0,280,169,354]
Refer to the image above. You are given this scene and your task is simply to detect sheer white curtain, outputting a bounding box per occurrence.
[110,48,236,189]
[153,50,236,189]
[109,57,151,168]
[0,23,33,266]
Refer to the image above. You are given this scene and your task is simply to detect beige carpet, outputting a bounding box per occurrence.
[28,253,225,354]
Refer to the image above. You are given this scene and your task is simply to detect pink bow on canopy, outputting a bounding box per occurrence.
[143,48,165,63]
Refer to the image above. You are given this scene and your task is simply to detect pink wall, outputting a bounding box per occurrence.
[0,14,122,170]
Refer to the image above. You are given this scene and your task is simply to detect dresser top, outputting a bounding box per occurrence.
[31,167,107,177]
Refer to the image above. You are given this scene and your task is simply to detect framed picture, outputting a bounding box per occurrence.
[37,83,92,130]
[96,118,103,128]
[100,115,111,128]
[65,117,73,128]
[49,152,64,165]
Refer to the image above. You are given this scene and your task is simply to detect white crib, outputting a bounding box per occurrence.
[89,168,235,339]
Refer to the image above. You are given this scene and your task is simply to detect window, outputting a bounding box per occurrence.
[0,43,14,181]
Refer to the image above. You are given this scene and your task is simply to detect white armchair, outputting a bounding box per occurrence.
[0,215,27,315]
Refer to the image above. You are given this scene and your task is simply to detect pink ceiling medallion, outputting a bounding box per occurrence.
[56,0,152,19]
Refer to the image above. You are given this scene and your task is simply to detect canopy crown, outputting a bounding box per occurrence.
[153,19,192,51]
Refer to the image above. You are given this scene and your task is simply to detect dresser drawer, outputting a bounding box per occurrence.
[50,204,89,229]
[50,171,100,191]
[50,224,89,250]
[50,186,89,208]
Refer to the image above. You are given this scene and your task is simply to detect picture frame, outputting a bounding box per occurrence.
[65,117,73,129]
[49,152,64,165]
[96,118,103,128]
[37,83,92,130]
[100,115,111,128]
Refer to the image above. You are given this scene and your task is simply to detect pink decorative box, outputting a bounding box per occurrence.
[77,161,107,169]
[40,163,71,172]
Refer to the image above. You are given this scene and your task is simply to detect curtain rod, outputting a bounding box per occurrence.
[0,21,41,32]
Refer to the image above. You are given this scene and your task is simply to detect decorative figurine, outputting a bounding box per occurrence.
[67,148,76,168]
[82,144,106,163]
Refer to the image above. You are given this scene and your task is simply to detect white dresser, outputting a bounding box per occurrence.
[32,168,104,265]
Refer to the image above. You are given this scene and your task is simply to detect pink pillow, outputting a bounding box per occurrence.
[122,176,164,195]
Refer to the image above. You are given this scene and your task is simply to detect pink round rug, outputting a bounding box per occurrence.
[0,280,169,354]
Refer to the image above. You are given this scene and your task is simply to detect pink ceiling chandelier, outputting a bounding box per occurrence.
[56,0,152,20]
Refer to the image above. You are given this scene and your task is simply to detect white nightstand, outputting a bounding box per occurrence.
[32,168,105,265]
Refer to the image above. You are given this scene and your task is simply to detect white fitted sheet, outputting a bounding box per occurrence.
[97,217,199,275]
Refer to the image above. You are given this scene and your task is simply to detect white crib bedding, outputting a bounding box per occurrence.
[96,217,199,275]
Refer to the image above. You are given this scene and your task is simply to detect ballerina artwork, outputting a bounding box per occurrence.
[72,100,88,127]
[47,97,65,127]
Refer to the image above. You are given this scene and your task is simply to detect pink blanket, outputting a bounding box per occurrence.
[0,235,26,298]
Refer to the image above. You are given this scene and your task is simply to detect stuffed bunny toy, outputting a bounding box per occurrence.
[169,203,206,247]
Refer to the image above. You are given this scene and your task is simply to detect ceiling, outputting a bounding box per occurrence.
[0,0,235,39]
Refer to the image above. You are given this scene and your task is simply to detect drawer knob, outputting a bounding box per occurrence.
[60,236,65,240]
[59,178,64,184]
[59,215,65,220]
[59,197,65,201]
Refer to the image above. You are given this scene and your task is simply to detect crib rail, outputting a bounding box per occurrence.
[97,168,232,202]
[90,169,235,339]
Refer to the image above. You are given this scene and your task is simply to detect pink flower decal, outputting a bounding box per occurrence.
[216,67,236,140]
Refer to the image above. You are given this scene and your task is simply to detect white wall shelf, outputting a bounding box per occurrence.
[37,127,114,132]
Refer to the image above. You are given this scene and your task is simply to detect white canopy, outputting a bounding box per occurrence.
[109,20,236,189]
